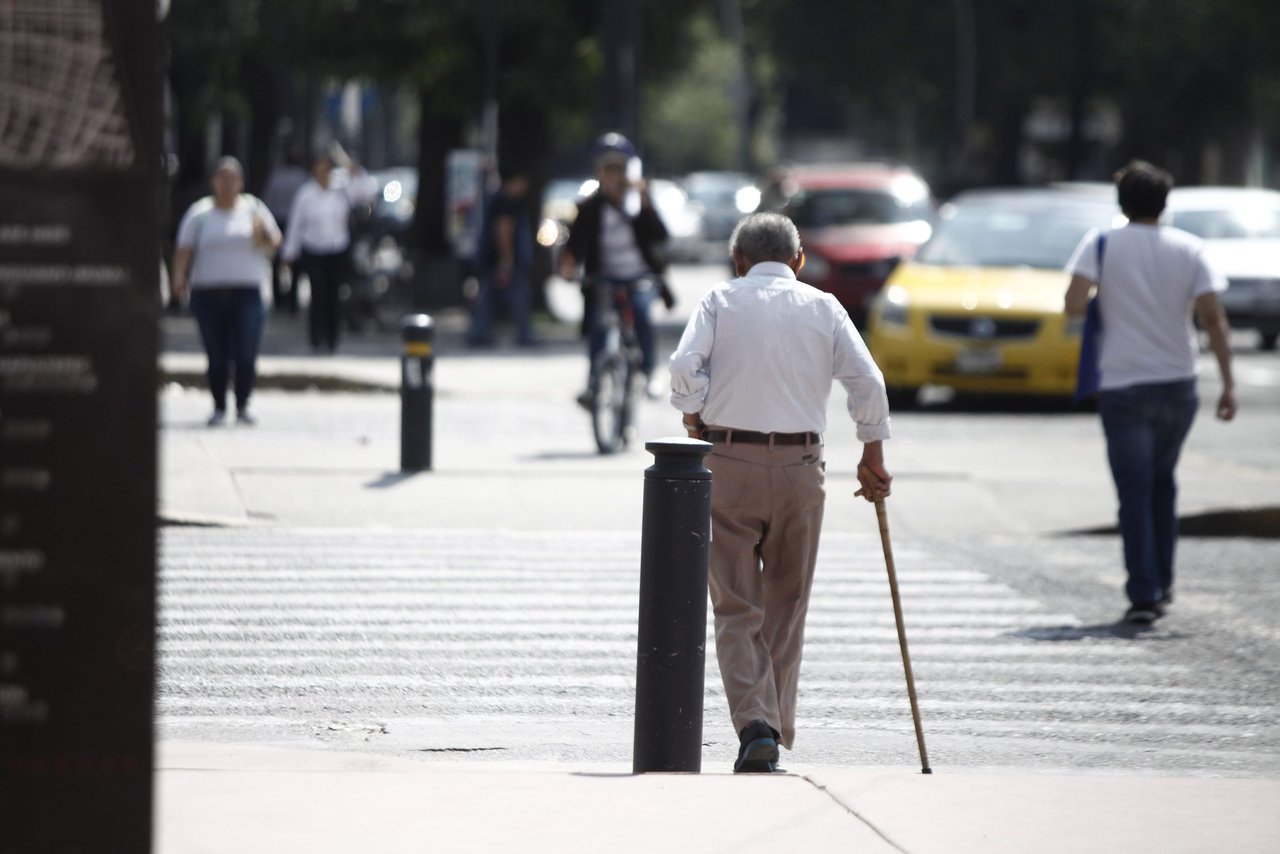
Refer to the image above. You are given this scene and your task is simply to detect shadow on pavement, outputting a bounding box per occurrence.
[365,472,423,489]
[1064,507,1280,539]
[1007,623,1188,642]
[522,450,611,462]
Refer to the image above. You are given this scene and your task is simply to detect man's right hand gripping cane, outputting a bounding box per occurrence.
[854,440,892,503]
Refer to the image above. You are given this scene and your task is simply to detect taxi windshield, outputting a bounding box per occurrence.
[917,200,1116,269]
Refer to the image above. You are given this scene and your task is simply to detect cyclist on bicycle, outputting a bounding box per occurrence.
[559,133,674,407]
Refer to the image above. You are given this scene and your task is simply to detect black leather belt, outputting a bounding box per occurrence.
[703,429,820,446]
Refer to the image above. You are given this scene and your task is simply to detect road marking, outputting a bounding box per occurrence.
[158,528,1278,768]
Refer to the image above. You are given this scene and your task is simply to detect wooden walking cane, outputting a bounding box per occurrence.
[857,465,932,774]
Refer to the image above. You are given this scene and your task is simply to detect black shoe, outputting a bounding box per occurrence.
[575,389,595,411]
[733,720,780,773]
[1123,603,1164,625]
[1161,588,1174,607]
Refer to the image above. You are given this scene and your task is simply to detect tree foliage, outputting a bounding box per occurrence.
[742,0,1280,185]
[168,0,1280,203]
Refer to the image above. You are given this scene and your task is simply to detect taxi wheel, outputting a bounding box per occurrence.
[886,386,919,410]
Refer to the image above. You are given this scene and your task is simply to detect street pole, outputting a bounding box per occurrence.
[719,0,751,174]
[400,314,434,472]
[599,0,638,140]
[633,438,713,773]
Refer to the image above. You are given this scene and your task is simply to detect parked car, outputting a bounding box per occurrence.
[648,178,705,263]
[865,188,1123,404]
[1167,186,1280,350]
[763,163,936,323]
[680,170,761,248]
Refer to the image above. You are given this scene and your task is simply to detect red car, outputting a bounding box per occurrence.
[766,164,936,324]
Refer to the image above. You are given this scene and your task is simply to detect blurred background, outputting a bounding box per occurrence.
[162,0,1280,319]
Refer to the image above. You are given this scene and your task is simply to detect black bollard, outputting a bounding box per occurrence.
[633,437,714,773]
[400,314,434,472]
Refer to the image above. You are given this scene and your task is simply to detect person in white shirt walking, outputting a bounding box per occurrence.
[281,147,378,352]
[173,156,281,426]
[1065,160,1236,626]
[669,212,893,773]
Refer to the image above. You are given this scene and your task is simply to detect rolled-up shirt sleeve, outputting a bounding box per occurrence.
[833,314,892,442]
[668,294,717,413]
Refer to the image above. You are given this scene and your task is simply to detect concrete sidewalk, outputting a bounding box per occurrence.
[156,743,1280,854]
[155,310,1280,853]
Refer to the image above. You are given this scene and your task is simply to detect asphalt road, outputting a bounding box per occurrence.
[157,262,1280,776]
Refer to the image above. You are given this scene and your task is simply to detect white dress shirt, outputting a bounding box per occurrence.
[281,171,378,262]
[669,261,891,441]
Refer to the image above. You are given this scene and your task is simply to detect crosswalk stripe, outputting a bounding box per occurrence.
[156,528,1275,765]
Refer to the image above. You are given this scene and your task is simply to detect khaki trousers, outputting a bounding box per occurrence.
[705,437,825,750]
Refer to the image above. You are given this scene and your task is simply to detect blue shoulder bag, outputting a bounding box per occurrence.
[1073,232,1107,403]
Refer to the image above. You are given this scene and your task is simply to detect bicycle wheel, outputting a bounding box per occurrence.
[592,353,629,454]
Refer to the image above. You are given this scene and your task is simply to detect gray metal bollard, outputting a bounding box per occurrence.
[400,314,434,472]
[633,437,714,773]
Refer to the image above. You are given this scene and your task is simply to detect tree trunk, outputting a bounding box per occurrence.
[409,88,464,307]
[992,95,1029,185]
[1065,1,1095,180]
[244,55,279,195]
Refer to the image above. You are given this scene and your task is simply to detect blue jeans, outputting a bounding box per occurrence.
[468,267,534,346]
[1098,379,1198,606]
[586,278,656,379]
[190,286,266,413]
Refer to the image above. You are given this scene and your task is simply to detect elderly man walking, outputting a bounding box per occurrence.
[669,212,893,773]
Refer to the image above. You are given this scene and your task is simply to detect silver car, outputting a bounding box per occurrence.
[1168,187,1280,350]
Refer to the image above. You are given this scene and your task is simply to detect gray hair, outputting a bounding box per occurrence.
[729,212,801,264]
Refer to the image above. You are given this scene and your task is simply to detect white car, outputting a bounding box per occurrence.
[1167,187,1280,350]
[649,178,705,263]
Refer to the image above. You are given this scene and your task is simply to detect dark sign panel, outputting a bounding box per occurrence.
[0,2,162,852]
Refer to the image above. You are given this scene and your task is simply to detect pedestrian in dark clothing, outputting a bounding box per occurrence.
[468,169,537,347]
[669,211,892,772]
[1064,160,1237,625]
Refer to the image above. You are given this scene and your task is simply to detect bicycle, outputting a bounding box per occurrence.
[585,277,650,454]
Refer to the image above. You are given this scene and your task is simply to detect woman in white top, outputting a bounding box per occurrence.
[281,148,378,352]
[173,157,282,426]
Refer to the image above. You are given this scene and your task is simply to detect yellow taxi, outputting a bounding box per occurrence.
[865,188,1122,404]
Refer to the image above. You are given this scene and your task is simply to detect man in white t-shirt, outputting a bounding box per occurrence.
[1064,160,1236,625]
